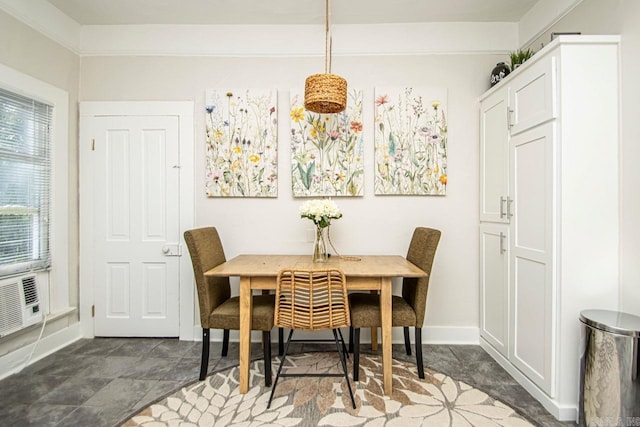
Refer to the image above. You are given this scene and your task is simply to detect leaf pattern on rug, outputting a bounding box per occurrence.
[316,388,336,415]
[293,380,317,407]
[365,374,383,395]
[365,389,386,413]
[123,353,536,427]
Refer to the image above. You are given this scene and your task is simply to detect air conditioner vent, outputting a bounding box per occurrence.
[0,274,43,337]
[0,281,23,336]
[22,276,38,305]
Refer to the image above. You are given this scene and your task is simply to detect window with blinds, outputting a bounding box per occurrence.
[0,87,52,277]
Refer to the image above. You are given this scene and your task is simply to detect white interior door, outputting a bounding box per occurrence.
[89,115,181,336]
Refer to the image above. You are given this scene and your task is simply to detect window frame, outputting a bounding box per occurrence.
[0,87,53,277]
[0,63,70,314]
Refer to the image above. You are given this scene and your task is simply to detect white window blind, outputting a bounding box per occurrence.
[0,87,52,277]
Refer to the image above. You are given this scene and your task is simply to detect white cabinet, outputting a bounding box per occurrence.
[508,55,556,135]
[509,122,555,394]
[478,35,620,421]
[479,223,509,357]
[479,89,509,223]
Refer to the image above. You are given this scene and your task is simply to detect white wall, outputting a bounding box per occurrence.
[0,9,81,366]
[526,0,640,316]
[79,53,503,339]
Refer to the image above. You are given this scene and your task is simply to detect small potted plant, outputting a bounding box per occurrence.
[509,48,534,70]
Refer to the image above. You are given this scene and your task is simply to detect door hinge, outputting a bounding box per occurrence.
[91,139,95,151]
[91,304,95,317]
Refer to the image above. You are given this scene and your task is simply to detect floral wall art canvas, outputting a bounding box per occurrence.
[205,89,278,197]
[290,88,364,197]
[374,87,448,195]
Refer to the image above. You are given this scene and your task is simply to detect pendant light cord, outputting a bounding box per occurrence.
[327,224,361,261]
[324,0,332,74]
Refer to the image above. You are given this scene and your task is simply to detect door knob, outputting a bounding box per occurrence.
[161,244,182,256]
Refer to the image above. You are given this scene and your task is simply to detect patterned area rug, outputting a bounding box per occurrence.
[122,352,536,426]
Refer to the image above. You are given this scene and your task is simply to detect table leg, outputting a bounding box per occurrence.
[370,291,378,351]
[371,328,378,351]
[239,276,252,393]
[380,277,392,395]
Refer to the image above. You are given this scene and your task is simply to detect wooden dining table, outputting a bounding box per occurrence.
[204,254,427,395]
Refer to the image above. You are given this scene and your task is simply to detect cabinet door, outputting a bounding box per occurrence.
[479,223,509,357]
[480,89,509,223]
[509,122,555,397]
[509,56,557,135]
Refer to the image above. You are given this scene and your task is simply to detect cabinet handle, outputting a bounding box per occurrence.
[500,196,506,218]
[507,197,514,218]
[507,108,514,128]
[499,232,506,254]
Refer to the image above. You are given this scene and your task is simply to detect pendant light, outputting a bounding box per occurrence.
[304,0,347,114]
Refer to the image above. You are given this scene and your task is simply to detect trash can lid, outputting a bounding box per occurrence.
[580,309,640,337]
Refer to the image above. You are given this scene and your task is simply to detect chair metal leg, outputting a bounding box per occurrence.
[332,329,356,409]
[348,326,354,353]
[199,328,210,381]
[404,327,412,355]
[278,327,284,356]
[353,328,361,381]
[415,327,424,379]
[268,329,294,409]
[336,328,350,360]
[263,331,272,387]
[221,329,230,357]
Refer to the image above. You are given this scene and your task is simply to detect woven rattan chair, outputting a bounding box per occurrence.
[349,227,441,380]
[267,268,356,409]
[184,227,280,385]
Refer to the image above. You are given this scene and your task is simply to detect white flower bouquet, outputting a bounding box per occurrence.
[299,199,342,228]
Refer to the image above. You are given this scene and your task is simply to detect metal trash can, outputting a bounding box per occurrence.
[579,309,640,427]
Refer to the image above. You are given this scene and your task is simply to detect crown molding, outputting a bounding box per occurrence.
[79,22,518,57]
[0,0,81,53]
[4,0,582,57]
[519,0,583,48]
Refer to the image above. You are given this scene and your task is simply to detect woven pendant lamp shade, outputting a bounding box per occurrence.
[304,73,347,114]
[303,0,347,114]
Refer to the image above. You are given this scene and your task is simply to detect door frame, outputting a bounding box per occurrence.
[79,101,195,340]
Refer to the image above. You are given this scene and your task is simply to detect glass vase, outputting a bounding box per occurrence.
[312,226,328,263]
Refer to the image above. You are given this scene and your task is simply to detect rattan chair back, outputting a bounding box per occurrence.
[275,268,350,331]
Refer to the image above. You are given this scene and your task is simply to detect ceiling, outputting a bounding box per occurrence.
[45,0,539,26]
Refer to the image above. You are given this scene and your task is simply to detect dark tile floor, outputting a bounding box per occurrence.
[0,337,575,427]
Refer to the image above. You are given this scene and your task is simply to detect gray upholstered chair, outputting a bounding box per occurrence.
[184,227,278,385]
[349,227,441,380]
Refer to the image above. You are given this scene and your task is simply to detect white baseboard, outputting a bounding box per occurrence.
[191,325,479,345]
[422,326,479,344]
[0,322,83,380]
[480,338,578,422]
